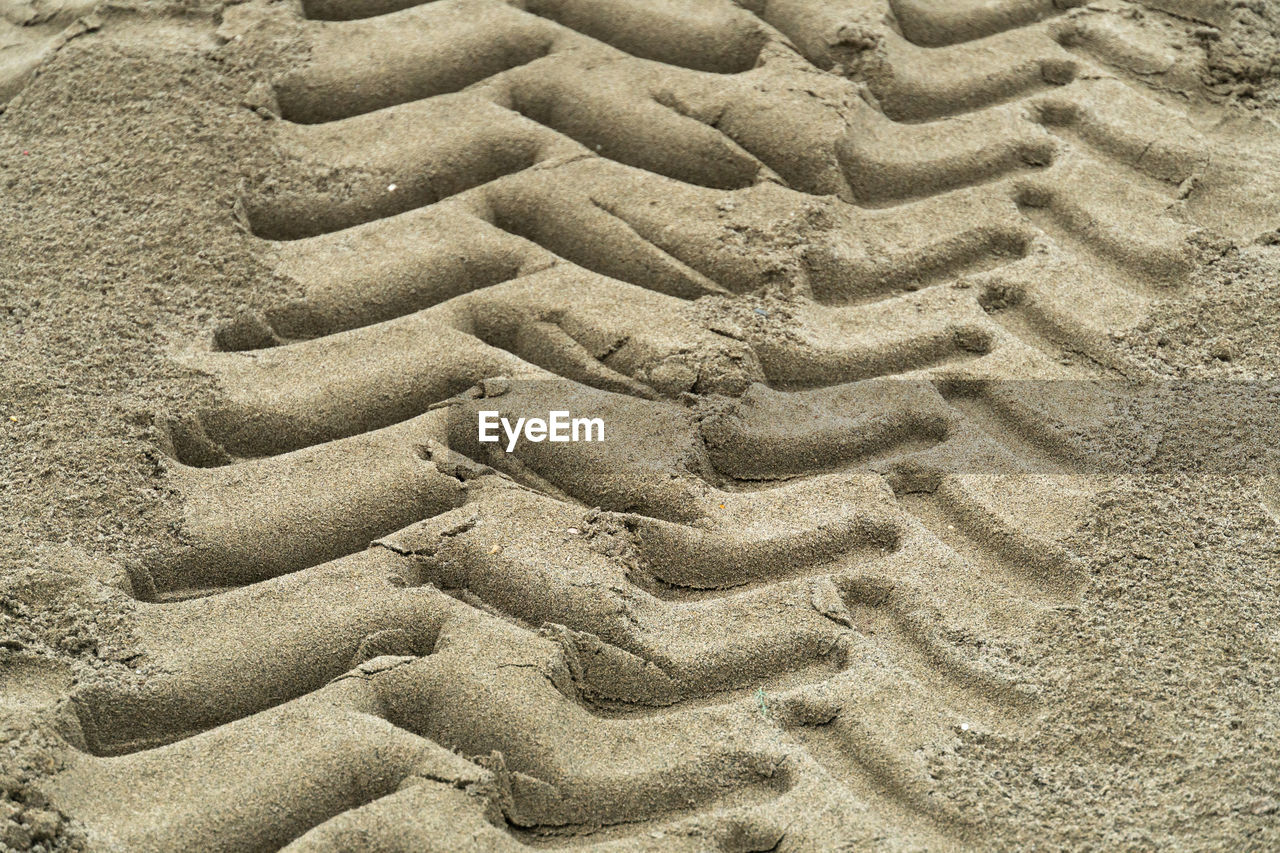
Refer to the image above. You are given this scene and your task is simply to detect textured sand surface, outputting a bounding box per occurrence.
[2,0,1280,850]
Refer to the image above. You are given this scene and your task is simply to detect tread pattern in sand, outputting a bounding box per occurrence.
[41,1,1264,849]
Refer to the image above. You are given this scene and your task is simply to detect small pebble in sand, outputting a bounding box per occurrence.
[1250,798,1278,816]
[1209,339,1236,361]
[387,183,397,192]
[565,527,580,535]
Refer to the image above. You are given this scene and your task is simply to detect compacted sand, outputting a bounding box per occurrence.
[2,0,1280,850]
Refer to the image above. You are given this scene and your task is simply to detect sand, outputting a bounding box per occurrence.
[1,0,1279,850]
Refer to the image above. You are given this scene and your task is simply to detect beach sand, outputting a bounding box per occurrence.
[2,0,1280,849]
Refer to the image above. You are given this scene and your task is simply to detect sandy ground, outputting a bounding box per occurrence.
[2,0,1280,850]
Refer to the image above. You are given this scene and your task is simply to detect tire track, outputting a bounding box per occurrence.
[65,377,1087,848]
[41,0,1264,849]
[751,0,1264,368]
